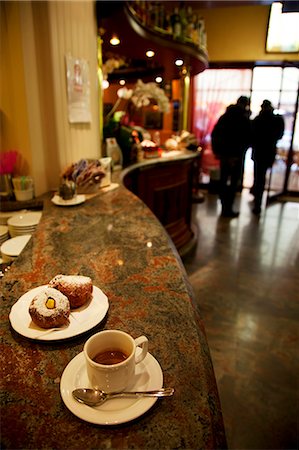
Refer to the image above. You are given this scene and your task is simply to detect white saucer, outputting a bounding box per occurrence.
[51,195,85,206]
[1,234,31,257]
[0,225,8,237]
[60,351,163,425]
[0,210,27,225]
[9,285,109,341]
[7,212,42,227]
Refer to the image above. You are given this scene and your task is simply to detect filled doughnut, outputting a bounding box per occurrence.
[29,287,70,329]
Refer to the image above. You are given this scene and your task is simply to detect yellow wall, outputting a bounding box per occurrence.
[0,2,32,175]
[200,5,299,63]
[1,1,100,196]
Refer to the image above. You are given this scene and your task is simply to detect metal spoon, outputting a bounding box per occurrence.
[72,387,174,406]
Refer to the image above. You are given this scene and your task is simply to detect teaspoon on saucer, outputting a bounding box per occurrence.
[72,387,174,406]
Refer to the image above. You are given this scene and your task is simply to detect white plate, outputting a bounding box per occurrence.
[0,225,8,237]
[51,195,86,206]
[8,226,36,237]
[9,285,109,341]
[8,225,36,231]
[60,351,163,425]
[8,212,42,227]
[1,234,31,257]
[0,210,27,225]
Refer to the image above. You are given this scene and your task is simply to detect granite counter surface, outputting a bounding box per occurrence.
[0,186,226,449]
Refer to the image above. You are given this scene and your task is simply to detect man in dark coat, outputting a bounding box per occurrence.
[212,96,251,217]
[251,100,285,214]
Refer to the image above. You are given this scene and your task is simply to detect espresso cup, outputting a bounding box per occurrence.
[84,330,148,392]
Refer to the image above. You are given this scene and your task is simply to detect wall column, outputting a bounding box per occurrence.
[1,1,101,196]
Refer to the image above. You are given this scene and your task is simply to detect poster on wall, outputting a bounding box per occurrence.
[65,54,91,123]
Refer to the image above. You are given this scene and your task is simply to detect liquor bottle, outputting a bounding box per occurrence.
[192,14,200,46]
[197,16,206,49]
[154,2,161,28]
[140,1,146,25]
[163,13,172,34]
[157,3,165,30]
[186,6,194,42]
[148,2,157,28]
[179,5,187,41]
[130,130,142,163]
[171,7,182,40]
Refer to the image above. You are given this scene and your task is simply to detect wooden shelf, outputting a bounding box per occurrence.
[125,3,209,72]
[99,2,208,82]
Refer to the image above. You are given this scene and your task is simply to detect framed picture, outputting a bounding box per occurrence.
[266,2,299,53]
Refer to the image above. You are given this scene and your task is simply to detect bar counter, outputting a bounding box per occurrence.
[0,184,226,449]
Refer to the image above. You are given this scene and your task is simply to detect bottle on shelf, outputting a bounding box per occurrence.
[186,6,195,42]
[163,13,172,35]
[153,131,161,146]
[170,7,182,40]
[130,1,207,51]
[179,5,188,41]
[131,130,143,163]
[196,16,207,49]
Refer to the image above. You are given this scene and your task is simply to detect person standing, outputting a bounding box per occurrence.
[211,96,252,217]
[251,100,285,215]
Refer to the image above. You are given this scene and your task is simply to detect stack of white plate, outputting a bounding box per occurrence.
[0,234,32,263]
[7,211,42,237]
[0,225,9,246]
[0,209,28,225]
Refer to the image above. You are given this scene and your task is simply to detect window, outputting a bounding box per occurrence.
[193,66,299,193]
[266,2,299,53]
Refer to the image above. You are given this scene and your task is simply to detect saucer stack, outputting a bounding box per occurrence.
[0,210,27,225]
[1,234,32,263]
[0,225,9,246]
[7,212,42,237]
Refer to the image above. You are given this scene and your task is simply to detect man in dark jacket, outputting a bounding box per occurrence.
[212,96,251,217]
[251,100,285,214]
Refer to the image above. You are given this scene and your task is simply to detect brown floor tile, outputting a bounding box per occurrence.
[183,189,299,450]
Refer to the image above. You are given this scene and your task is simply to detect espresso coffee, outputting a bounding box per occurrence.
[93,349,128,365]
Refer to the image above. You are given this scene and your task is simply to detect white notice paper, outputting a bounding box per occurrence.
[66,54,91,123]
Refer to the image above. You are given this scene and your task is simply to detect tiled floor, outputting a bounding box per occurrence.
[182,189,299,450]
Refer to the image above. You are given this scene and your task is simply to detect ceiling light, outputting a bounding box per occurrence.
[146,50,155,58]
[110,35,120,46]
[175,59,184,66]
[119,79,126,85]
[155,76,163,83]
[102,79,109,89]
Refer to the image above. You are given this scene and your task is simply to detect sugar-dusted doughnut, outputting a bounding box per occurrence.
[48,274,93,308]
[29,287,70,329]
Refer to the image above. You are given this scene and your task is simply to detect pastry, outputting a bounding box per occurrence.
[29,287,70,329]
[48,274,93,308]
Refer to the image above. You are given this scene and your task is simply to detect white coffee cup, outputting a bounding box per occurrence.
[84,330,148,392]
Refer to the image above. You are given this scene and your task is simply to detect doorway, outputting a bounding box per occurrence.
[193,65,299,197]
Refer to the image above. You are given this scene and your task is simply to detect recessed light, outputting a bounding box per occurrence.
[110,35,120,46]
[155,76,163,83]
[175,59,184,66]
[119,79,126,85]
[102,79,109,89]
[146,50,155,58]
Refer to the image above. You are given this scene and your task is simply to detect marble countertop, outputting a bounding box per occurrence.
[121,148,200,179]
[0,185,226,449]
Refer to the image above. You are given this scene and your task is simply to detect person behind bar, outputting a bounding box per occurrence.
[211,96,251,217]
[251,100,284,215]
